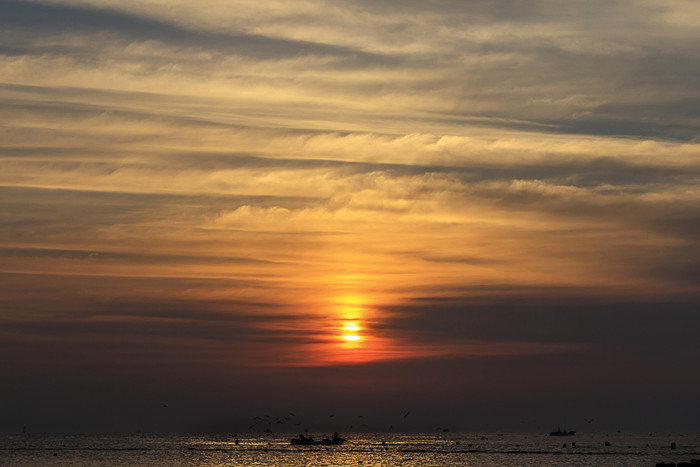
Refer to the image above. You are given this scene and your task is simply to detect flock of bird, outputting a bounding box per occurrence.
[161,403,594,434]
[245,411,415,433]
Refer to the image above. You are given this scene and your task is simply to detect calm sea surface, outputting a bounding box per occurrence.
[1,431,699,466]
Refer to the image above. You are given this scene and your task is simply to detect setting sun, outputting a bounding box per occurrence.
[340,321,363,343]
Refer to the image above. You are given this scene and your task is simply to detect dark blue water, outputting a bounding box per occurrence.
[1,431,698,466]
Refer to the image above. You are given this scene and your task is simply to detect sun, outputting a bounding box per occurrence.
[340,321,362,343]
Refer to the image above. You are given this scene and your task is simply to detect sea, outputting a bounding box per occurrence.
[1,431,699,466]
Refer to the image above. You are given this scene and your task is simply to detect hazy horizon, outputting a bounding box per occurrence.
[1,0,699,435]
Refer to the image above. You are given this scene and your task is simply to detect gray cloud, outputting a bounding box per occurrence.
[0,0,389,62]
[0,245,273,265]
[386,289,700,352]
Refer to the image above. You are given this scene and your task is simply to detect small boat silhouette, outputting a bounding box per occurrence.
[290,432,346,446]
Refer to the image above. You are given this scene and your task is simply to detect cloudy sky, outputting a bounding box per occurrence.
[1,0,699,433]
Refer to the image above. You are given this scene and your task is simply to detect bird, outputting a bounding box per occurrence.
[404,412,410,418]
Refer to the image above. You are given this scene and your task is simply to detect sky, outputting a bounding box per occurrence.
[1,0,699,434]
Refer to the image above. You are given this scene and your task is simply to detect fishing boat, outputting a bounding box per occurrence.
[290,432,346,445]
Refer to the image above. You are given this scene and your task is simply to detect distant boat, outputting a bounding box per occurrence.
[290,432,346,446]
[549,427,576,436]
